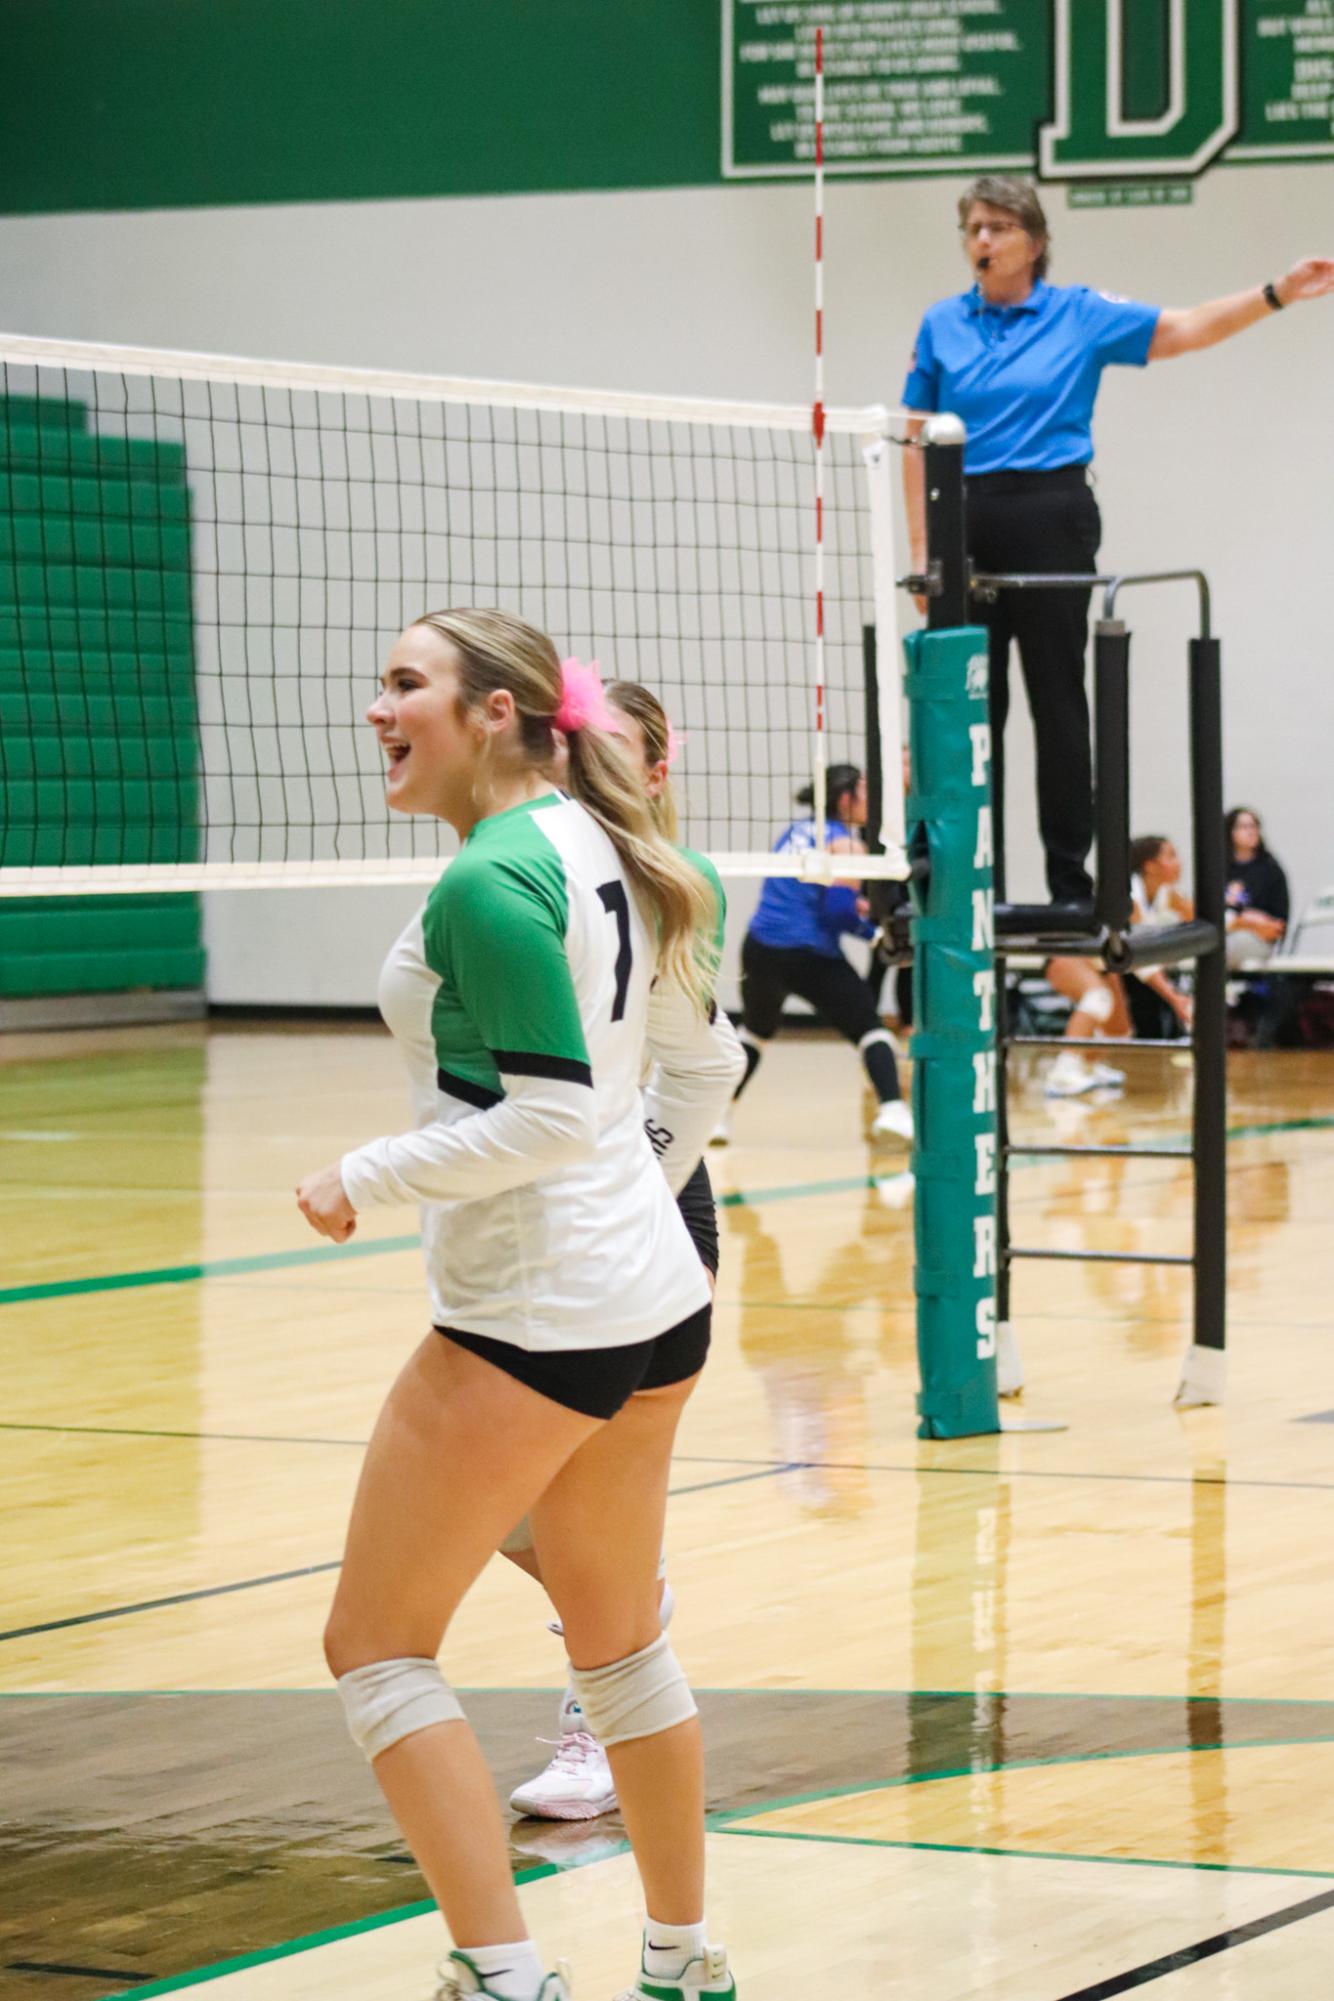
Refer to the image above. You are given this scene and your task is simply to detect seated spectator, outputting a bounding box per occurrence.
[1127,834,1194,1040]
[1225,806,1289,968]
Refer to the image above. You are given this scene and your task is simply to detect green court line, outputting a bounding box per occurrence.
[93,1866,561,2001]
[91,1809,1334,2000]
[6,1685,1334,1706]
[714,1173,879,1208]
[706,1732,1334,1830]
[0,1232,422,1306]
[710,1823,1334,1881]
[1227,1115,1334,1142]
[4,1113,1332,1310]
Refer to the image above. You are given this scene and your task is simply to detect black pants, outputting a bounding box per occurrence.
[741,934,886,1044]
[740,934,901,1104]
[966,464,1101,903]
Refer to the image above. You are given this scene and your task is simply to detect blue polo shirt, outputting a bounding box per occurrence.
[902,281,1160,474]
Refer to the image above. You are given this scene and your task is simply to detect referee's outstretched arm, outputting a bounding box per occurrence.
[1148,257,1334,359]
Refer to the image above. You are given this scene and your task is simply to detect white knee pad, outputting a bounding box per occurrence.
[500,1514,535,1555]
[858,1026,895,1052]
[568,1632,697,1748]
[337,1656,464,1761]
[1081,983,1115,1025]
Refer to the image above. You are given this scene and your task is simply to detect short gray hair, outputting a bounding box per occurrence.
[957,175,1050,280]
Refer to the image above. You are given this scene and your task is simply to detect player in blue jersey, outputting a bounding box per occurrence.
[713,762,912,1148]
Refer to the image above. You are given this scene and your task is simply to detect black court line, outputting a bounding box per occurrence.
[1053,1883,1334,1997]
[7,1965,158,1983]
[0,1421,371,1448]
[0,1465,800,1645]
[7,1421,1333,1495]
[674,1453,1334,1496]
[0,1560,344,1644]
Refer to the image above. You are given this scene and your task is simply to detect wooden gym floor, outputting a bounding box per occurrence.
[2,1021,1333,2001]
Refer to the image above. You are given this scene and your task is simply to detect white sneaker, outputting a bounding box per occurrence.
[1044,1051,1102,1098]
[436,1951,571,2000]
[1087,1058,1125,1089]
[870,1098,913,1146]
[615,1944,736,2001]
[707,1112,731,1147]
[873,1169,915,1210]
[509,1731,617,1821]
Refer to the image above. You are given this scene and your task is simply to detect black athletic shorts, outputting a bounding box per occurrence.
[677,1155,719,1276]
[435,1301,712,1421]
[741,933,884,1045]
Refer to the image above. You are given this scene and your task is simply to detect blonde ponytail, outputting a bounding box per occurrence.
[413,609,716,1008]
[564,725,717,1011]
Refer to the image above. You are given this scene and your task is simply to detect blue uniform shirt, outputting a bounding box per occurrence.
[902,281,1160,474]
[749,818,876,959]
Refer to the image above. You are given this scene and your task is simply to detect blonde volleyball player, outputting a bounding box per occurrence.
[505,680,737,1823]
[296,613,742,2001]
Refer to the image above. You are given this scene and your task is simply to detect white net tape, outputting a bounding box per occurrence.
[0,334,906,894]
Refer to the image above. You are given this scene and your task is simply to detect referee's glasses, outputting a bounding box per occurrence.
[960,218,1023,241]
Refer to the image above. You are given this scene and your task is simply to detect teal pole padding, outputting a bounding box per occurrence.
[905,625,999,1438]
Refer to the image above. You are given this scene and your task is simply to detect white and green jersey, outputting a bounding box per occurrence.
[341,792,738,1350]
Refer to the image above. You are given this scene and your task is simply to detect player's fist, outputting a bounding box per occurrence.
[1279,258,1334,305]
[296,1163,357,1241]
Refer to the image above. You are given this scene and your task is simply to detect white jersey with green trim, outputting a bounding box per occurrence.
[341,791,731,1350]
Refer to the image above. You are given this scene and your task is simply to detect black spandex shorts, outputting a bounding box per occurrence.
[741,933,883,1046]
[435,1301,712,1421]
[677,1155,719,1276]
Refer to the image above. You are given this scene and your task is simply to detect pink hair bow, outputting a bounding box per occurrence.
[556,656,616,734]
[665,723,686,767]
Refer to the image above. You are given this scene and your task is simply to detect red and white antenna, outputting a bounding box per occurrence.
[812,23,828,861]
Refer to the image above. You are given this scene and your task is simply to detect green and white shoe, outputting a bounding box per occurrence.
[436,1950,572,2000]
[613,1943,736,2001]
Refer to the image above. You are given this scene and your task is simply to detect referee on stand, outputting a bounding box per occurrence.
[902,174,1333,905]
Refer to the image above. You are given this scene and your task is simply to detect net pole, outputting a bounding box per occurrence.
[811,23,828,862]
[908,417,1001,1439]
[863,431,906,866]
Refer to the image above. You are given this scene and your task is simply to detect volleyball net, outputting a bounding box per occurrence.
[0,334,909,896]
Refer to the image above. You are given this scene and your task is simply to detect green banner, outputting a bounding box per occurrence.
[725,0,1334,179]
[3,2,1330,218]
[905,626,999,1440]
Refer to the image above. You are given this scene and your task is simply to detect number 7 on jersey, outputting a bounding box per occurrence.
[597,880,633,1021]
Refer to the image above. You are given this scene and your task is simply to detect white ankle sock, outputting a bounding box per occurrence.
[643,1918,707,1979]
[460,1940,545,2000]
[557,1681,585,1734]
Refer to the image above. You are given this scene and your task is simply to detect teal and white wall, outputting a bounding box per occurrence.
[5,2,1332,1001]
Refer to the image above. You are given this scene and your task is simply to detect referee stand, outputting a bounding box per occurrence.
[904,415,1227,1433]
